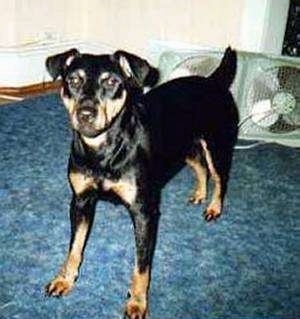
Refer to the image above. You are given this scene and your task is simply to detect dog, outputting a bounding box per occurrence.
[44,47,238,318]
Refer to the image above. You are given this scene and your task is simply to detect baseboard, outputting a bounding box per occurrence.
[0,39,114,87]
[0,81,61,101]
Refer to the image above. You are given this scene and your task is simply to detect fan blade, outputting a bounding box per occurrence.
[251,77,279,102]
[251,99,279,128]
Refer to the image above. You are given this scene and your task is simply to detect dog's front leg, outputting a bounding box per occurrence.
[125,203,160,319]
[45,194,97,297]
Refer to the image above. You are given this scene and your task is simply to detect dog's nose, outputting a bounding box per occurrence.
[77,106,97,123]
[80,99,95,109]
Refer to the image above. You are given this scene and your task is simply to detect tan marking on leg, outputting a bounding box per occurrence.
[69,171,97,196]
[46,219,89,296]
[131,266,150,298]
[103,177,137,206]
[200,139,222,220]
[125,266,150,318]
[63,219,89,280]
[186,156,207,204]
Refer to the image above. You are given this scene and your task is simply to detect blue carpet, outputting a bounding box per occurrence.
[0,94,299,319]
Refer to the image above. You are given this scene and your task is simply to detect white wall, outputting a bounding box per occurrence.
[0,0,290,86]
[0,0,84,45]
[77,0,244,55]
[0,0,289,55]
[1,1,16,47]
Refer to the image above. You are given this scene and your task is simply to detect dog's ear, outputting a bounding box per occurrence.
[46,48,80,80]
[113,50,159,88]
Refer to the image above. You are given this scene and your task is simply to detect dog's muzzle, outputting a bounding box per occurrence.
[76,100,98,125]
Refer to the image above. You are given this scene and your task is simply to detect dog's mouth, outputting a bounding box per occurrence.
[74,120,101,138]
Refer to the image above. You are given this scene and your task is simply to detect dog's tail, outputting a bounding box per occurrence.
[210,46,237,89]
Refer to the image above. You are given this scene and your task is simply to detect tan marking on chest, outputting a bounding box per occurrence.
[69,171,98,195]
[103,177,137,206]
[82,132,107,149]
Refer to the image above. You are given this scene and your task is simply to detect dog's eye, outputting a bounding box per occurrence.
[106,76,119,87]
[68,76,82,88]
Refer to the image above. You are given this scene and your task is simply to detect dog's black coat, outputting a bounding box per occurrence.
[44,47,238,318]
[143,75,238,186]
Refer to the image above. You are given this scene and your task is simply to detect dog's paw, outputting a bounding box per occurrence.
[203,205,222,222]
[124,296,147,319]
[188,190,206,205]
[45,276,74,297]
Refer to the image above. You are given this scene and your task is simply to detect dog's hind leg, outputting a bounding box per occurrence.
[200,138,233,221]
[186,145,208,205]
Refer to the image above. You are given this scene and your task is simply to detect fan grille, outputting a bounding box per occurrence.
[245,66,300,133]
[172,56,219,76]
[168,54,239,100]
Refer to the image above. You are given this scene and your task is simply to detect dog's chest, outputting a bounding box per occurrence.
[101,177,137,206]
[69,169,137,206]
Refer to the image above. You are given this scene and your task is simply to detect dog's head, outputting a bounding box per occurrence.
[46,48,159,138]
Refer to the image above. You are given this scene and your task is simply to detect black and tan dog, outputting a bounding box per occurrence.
[44,47,238,318]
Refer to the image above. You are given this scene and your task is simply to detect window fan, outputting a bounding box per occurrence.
[243,66,299,133]
[238,54,300,147]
